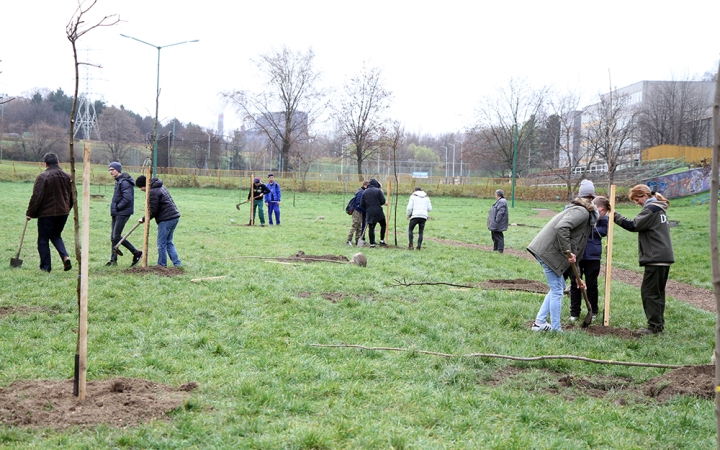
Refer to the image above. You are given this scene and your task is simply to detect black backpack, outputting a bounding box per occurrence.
[345,197,355,215]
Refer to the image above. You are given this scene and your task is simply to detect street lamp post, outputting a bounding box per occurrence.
[441,146,448,184]
[120,34,198,177]
[511,122,519,208]
[448,143,455,180]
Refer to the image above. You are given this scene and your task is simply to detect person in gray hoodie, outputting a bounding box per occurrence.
[527,196,607,332]
[406,186,432,250]
[487,189,508,253]
[613,184,674,334]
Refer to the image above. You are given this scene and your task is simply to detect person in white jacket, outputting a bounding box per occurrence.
[406,187,432,250]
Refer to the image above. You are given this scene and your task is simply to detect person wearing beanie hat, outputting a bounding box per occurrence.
[247,177,270,226]
[578,179,595,199]
[135,177,182,267]
[487,189,508,253]
[107,162,142,267]
[265,173,282,225]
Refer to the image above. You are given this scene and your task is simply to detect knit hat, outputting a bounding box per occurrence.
[108,161,122,173]
[254,177,260,183]
[136,175,147,188]
[578,179,595,198]
[415,186,422,191]
[268,173,274,177]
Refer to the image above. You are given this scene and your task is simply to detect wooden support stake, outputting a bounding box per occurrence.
[78,142,91,400]
[249,172,255,226]
[190,276,228,282]
[142,167,150,267]
[603,184,616,326]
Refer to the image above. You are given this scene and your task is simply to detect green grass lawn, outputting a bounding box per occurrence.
[0,181,716,448]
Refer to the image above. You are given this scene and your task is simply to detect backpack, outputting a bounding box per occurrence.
[345,197,355,215]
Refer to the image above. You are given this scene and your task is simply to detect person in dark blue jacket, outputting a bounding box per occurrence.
[569,196,610,321]
[346,180,368,246]
[265,173,282,226]
[136,176,182,267]
[107,162,142,267]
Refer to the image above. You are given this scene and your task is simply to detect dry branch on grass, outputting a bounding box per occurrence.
[392,278,474,288]
[311,344,684,369]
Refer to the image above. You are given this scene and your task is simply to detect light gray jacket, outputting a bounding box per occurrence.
[527,198,599,276]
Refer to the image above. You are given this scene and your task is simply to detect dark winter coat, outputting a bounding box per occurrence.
[581,216,608,261]
[248,182,270,201]
[614,198,674,266]
[527,198,599,276]
[26,164,73,218]
[146,178,181,224]
[487,197,508,232]
[352,187,366,215]
[110,172,135,217]
[360,179,386,224]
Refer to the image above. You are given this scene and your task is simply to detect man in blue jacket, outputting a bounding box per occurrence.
[136,176,181,267]
[107,162,142,267]
[265,173,281,226]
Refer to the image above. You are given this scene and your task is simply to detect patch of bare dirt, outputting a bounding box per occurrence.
[481,278,548,294]
[428,237,716,313]
[0,378,196,429]
[531,208,559,218]
[0,306,52,318]
[125,266,184,277]
[565,323,641,339]
[491,365,713,402]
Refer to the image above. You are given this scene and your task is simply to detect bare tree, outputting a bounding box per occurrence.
[333,64,392,181]
[98,106,140,163]
[386,121,404,246]
[21,122,66,161]
[583,89,639,190]
[223,46,326,172]
[469,77,547,177]
[290,137,326,191]
[540,90,598,200]
[637,80,714,148]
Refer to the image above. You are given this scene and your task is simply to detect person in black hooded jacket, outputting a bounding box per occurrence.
[360,178,387,247]
[136,176,182,267]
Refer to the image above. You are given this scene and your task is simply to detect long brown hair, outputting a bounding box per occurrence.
[629,184,670,208]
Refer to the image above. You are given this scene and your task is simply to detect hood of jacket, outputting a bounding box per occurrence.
[412,190,427,198]
[368,178,380,189]
[149,178,164,189]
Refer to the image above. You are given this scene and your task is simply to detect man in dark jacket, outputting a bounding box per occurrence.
[107,162,142,267]
[346,180,369,246]
[247,177,270,226]
[487,189,508,253]
[360,178,387,248]
[136,176,182,267]
[25,153,73,272]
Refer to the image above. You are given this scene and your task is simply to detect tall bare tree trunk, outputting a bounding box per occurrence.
[711,62,720,447]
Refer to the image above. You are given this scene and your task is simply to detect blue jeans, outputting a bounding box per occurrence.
[157,218,181,267]
[535,258,566,331]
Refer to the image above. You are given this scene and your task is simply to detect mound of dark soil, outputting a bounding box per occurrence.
[0,378,196,429]
[125,266,184,277]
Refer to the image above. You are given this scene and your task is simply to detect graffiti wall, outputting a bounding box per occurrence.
[642,167,715,199]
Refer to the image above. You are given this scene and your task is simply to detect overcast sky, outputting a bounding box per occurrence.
[2,0,718,136]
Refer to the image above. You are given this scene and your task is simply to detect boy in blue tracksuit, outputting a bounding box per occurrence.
[265,173,281,226]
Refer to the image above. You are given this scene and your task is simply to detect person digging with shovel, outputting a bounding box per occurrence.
[136,175,182,267]
[526,195,607,332]
[25,153,73,273]
[107,162,142,267]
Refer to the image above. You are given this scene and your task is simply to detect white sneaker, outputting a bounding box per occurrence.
[569,316,579,321]
[346,241,352,246]
[531,322,551,332]
[592,314,597,321]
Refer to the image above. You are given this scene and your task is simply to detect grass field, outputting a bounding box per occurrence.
[0,180,716,448]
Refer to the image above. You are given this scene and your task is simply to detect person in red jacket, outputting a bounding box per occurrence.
[25,153,73,273]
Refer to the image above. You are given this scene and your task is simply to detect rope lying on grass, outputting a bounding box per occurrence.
[310,344,684,369]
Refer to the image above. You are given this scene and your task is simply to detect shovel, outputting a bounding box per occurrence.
[566,250,593,328]
[11,218,30,268]
[235,199,250,210]
[113,221,142,257]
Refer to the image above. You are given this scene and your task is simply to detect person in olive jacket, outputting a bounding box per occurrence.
[487,189,508,253]
[136,176,182,267]
[527,196,607,332]
[25,153,73,272]
[613,184,674,335]
[107,162,142,267]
